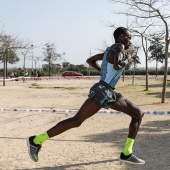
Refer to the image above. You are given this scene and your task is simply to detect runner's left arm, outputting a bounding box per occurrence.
[86,53,104,72]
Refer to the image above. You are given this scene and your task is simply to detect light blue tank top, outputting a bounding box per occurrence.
[100,47,125,89]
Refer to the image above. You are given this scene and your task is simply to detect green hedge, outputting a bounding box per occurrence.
[0,68,169,77]
[125,69,166,75]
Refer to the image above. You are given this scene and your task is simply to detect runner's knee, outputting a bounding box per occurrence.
[134,108,144,122]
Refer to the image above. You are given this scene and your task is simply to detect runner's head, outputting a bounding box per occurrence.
[113,27,131,49]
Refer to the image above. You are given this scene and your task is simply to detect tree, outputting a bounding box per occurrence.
[68,64,78,71]
[0,34,27,85]
[1,49,20,78]
[128,46,141,85]
[148,35,165,77]
[62,62,70,69]
[132,28,150,90]
[7,49,20,64]
[6,49,20,78]
[110,0,170,103]
[43,42,62,77]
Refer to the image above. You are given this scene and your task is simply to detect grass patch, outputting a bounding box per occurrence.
[147,92,160,96]
[29,86,78,90]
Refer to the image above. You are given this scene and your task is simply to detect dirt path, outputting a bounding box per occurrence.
[0,78,169,169]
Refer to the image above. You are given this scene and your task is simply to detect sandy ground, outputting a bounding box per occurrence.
[0,78,170,170]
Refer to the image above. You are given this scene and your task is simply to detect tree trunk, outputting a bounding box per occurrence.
[6,55,8,78]
[156,60,158,77]
[5,49,8,79]
[161,39,169,103]
[23,54,26,82]
[49,61,51,77]
[3,51,6,86]
[145,38,149,91]
[132,67,135,85]
[122,69,125,82]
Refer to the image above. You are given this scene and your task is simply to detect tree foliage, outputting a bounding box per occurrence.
[43,42,62,77]
[7,49,20,64]
[128,46,141,69]
[62,62,70,69]
[43,43,61,63]
[128,45,141,84]
[148,35,165,64]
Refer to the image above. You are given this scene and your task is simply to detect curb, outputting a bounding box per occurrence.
[0,108,170,116]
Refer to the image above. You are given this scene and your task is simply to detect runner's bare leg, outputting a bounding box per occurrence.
[47,98,102,138]
[110,97,144,139]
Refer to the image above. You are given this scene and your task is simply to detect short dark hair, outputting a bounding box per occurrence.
[113,27,128,41]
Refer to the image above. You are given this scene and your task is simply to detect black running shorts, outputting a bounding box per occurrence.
[88,81,122,109]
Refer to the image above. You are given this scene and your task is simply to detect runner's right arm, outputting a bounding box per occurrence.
[86,53,104,72]
[111,43,129,70]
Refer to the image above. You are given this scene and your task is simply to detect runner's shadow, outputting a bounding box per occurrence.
[140,84,163,88]
[1,119,169,170]
[0,136,88,142]
[80,119,170,170]
[20,159,118,170]
[146,91,170,98]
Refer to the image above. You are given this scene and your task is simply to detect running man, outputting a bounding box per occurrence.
[27,27,145,164]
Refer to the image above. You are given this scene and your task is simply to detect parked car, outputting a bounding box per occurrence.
[62,71,83,77]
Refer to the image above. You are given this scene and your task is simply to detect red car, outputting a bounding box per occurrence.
[62,71,83,77]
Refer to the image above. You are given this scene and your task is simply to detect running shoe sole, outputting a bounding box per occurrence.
[119,152,145,164]
[119,158,145,164]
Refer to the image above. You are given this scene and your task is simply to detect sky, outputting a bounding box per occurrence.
[0,0,157,69]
